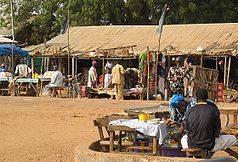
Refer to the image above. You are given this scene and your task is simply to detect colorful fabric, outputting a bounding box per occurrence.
[167,66,193,94]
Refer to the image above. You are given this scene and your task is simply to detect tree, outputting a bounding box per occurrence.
[0,0,237,45]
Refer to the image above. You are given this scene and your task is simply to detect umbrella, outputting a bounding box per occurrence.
[0,44,29,57]
[0,35,17,44]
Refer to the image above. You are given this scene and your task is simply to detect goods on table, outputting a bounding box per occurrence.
[138,114,150,121]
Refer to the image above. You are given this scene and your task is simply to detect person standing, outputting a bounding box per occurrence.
[104,68,112,89]
[181,88,237,152]
[15,58,32,78]
[87,61,97,89]
[111,61,127,100]
[167,56,193,96]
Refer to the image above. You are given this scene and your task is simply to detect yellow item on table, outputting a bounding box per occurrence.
[32,72,39,79]
[138,114,150,121]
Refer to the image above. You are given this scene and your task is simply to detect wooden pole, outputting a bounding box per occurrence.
[31,57,34,74]
[215,56,218,71]
[47,58,50,71]
[200,54,203,67]
[155,33,162,99]
[67,6,70,76]
[72,57,75,77]
[147,47,150,100]
[41,57,44,75]
[224,56,227,88]
[10,0,15,73]
[226,56,231,89]
[102,57,105,88]
[75,58,78,75]
[165,54,171,100]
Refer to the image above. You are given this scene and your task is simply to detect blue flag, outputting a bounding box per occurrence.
[156,4,167,35]
[60,15,69,34]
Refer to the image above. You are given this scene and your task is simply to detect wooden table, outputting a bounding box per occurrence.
[107,125,159,155]
[219,109,238,127]
[39,78,51,94]
[0,77,12,95]
[15,78,39,97]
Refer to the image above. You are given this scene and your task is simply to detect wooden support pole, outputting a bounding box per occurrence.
[41,57,44,74]
[47,58,50,71]
[75,58,78,75]
[31,57,34,73]
[147,47,150,100]
[200,54,203,67]
[72,57,75,77]
[226,56,231,89]
[102,57,105,88]
[165,55,171,100]
[155,52,158,99]
[215,56,218,71]
[224,56,227,88]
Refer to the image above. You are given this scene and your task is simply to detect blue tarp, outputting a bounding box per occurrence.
[0,44,29,57]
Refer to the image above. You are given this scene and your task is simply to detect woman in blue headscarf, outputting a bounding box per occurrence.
[169,94,188,123]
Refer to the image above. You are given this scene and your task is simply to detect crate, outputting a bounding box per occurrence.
[160,146,186,157]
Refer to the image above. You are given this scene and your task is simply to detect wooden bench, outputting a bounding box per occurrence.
[220,109,238,135]
[182,148,208,158]
[51,86,64,97]
[93,114,133,152]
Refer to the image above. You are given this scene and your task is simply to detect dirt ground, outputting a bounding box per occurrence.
[0,96,237,162]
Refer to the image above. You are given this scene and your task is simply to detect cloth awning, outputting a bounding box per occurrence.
[0,44,29,57]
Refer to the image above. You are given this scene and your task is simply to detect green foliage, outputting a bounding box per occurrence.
[0,0,237,45]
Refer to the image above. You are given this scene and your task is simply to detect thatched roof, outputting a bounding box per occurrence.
[0,28,12,37]
[29,23,238,57]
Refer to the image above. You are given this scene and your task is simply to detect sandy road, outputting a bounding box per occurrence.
[0,96,165,162]
[0,96,237,161]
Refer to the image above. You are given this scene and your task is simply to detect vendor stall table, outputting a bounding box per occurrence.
[39,78,51,94]
[15,78,39,97]
[0,77,12,95]
[108,119,168,155]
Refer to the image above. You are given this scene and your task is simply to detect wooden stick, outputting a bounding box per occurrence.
[200,54,203,67]
[155,53,158,98]
[226,56,231,89]
[216,56,218,71]
[147,47,150,100]
[102,57,105,88]
[224,56,227,88]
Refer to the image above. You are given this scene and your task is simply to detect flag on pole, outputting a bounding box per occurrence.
[60,15,69,34]
[156,4,168,35]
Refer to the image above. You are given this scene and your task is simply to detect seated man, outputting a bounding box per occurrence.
[169,94,217,124]
[181,88,237,152]
[15,58,32,77]
[45,65,63,96]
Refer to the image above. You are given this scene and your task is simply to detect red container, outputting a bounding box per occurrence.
[218,83,224,90]
[81,85,87,97]
[217,91,224,97]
